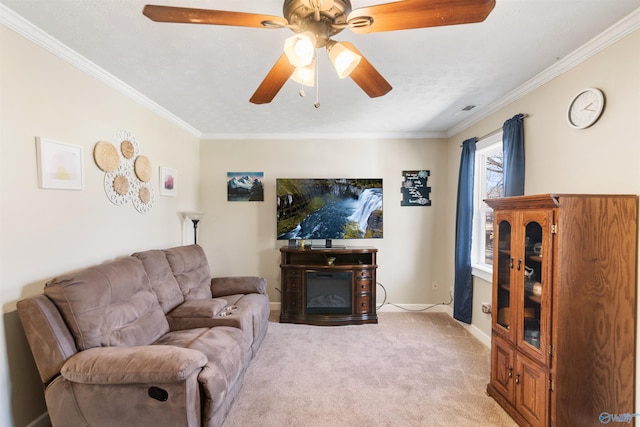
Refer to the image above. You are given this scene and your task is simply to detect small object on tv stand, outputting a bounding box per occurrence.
[311,239,345,249]
[288,239,298,248]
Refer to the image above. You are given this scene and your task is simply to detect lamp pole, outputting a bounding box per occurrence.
[191,218,200,244]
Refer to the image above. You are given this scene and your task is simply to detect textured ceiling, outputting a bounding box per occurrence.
[2,0,639,138]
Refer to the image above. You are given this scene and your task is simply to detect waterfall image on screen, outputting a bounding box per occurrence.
[276,178,383,240]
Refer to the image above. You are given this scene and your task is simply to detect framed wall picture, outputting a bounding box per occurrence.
[36,137,84,190]
[227,172,264,201]
[159,166,177,196]
[401,170,431,206]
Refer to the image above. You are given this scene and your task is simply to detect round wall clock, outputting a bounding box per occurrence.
[567,88,605,129]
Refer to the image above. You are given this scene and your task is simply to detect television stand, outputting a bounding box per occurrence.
[279,246,378,326]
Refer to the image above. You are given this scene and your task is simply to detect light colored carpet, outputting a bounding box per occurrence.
[223,311,517,427]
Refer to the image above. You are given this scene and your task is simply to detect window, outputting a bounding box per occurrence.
[471,132,503,281]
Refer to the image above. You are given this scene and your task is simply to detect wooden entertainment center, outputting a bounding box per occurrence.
[279,246,378,326]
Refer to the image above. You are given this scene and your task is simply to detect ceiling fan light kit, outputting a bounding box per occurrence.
[326,40,362,79]
[284,31,317,67]
[142,0,496,104]
[290,60,316,87]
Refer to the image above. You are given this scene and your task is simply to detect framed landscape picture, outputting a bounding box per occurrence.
[227,172,264,201]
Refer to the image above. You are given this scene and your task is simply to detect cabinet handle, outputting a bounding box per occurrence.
[508,366,513,378]
[517,259,522,271]
[515,373,520,385]
[509,258,514,269]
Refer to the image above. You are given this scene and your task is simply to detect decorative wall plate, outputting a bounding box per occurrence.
[93,141,119,172]
[132,179,155,213]
[104,165,133,206]
[134,155,152,182]
[113,130,139,168]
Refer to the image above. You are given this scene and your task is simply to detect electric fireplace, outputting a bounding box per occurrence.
[306,271,352,314]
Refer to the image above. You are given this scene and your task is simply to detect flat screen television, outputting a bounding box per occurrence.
[276,178,383,246]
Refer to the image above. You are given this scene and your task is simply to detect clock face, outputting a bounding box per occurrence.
[567,88,605,129]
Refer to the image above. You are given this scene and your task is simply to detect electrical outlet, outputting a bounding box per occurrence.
[431,281,438,290]
[481,303,492,314]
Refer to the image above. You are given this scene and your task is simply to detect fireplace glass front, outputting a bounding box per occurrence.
[306,271,352,315]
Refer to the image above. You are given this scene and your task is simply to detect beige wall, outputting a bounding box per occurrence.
[1,14,638,427]
[198,138,450,306]
[445,28,640,411]
[0,26,201,426]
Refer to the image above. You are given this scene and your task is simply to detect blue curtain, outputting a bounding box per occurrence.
[503,114,525,196]
[453,137,476,324]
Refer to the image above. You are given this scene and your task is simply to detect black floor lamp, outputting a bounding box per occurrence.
[184,212,205,244]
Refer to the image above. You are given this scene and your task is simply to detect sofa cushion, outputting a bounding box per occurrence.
[164,245,213,300]
[211,276,267,297]
[132,249,184,313]
[154,326,250,416]
[168,299,228,318]
[44,256,169,350]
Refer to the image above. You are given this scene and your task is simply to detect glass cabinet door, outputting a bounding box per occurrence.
[516,211,553,364]
[493,212,514,340]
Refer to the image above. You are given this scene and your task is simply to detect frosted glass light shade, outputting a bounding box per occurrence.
[284,32,317,68]
[290,60,316,87]
[327,41,361,79]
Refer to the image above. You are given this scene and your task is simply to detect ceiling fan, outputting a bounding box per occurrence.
[143,0,496,105]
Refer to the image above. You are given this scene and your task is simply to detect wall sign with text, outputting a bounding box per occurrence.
[401,170,431,206]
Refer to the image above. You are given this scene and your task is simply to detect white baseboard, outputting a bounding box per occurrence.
[270,301,492,348]
[376,303,452,313]
[457,321,492,348]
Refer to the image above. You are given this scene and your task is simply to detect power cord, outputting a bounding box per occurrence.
[376,281,453,312]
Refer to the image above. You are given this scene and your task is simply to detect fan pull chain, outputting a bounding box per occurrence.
[314,53,320,109]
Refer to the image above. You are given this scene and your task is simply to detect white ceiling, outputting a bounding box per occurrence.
[2,0,639,139]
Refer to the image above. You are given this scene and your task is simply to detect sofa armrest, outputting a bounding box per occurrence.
[61,345,207,385]
[17,294,78,384]
[210,276,266,297]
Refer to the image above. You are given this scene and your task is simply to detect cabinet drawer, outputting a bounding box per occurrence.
[356,269,372,279]
[355,292,371,314]
[284,292,302,314]
[356,279,372,292]
[285,278,301,291]
[286,269,302,278]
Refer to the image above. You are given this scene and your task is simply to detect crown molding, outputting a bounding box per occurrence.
[446,7,640,139]
[0,4,201,138]
[199,131,448,140]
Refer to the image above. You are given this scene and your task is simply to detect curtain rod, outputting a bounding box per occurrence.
[460,114,529,147]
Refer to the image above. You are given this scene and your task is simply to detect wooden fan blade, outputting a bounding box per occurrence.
[143,5,287,28]
[250,53,296,104]
[342,42,392,98]
[348,0,496,34]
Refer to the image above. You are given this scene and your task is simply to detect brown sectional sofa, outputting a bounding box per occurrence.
[17,244,270,427]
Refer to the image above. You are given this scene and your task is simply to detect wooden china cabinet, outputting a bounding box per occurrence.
[485,194,637,427]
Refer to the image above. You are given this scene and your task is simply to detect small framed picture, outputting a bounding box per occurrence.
[159,166,177,196]
[36,137,84,190]
[227,172,264,201]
